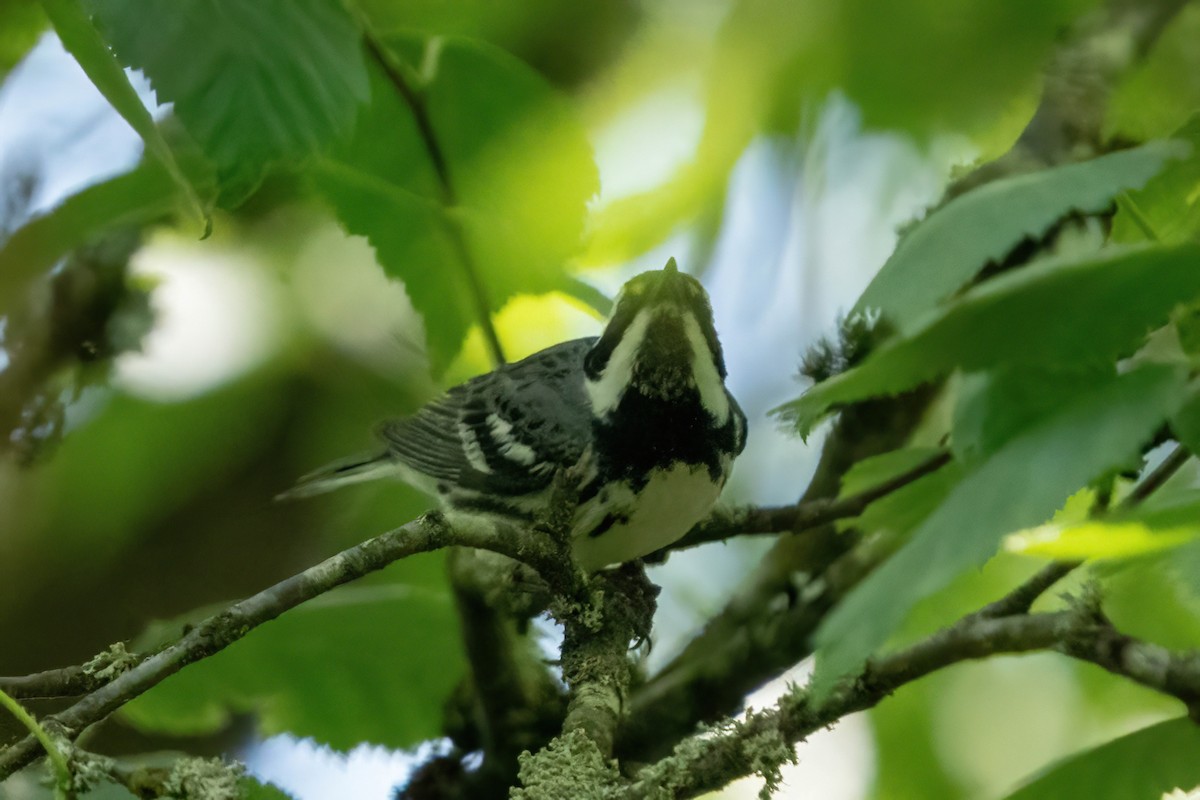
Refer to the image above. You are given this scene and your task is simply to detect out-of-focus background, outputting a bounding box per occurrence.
[2,0,1198,797]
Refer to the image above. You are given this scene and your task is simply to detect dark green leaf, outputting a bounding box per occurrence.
[777,244,1200,439]
[1001,718,1200,800]
[86,0,368,200]
[855,142,1187,331]
[811,364,1187,698]
[953,365,1115,465]
[316,36,598,372]
[0,0,45,79]
[122,581,462,751]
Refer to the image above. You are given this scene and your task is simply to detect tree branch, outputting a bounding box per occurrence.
[664,449,950,553]
[630,595,1200,798]
[0,643,143,700]
[0,512,559,781]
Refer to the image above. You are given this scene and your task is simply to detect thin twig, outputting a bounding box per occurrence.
[361,30,507,368]
[668,450,952,553]
[631,599,1200,798]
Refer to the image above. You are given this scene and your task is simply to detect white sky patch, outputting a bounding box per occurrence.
[114,239,284,401]
[246,735,450,800]
[0,34,159,219]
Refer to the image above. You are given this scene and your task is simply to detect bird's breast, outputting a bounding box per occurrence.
[570,458,731,571]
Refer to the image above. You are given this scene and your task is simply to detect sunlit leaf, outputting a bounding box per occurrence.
[856,142,1187,332]
[776,244,1200,439]
[316,35,598,372]
[122,582,463,751]
[1005,521,1197,560]
[811,363,1187,698]
[86,0,368,201]
[1001,718,1200,800]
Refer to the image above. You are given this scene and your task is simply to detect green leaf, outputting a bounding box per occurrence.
[0,0,45,79]
[811,363,1187,698]
[838,447,946,499]
[855,460,964,540]
[86,0,368,201]
[953,365,1115,465]
[835,447,962,538]
[1005,520,1197,560]
[1113,117,1200,246]
[776,244,1200,439]
[316,36,598,372]
[122,581,463,751]
[1001,718,1200,800]
[42,0,208,232]
[855,142,1188,332]
[0,163,175,313]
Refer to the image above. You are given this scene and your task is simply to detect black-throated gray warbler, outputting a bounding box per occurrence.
[282,258,746,570]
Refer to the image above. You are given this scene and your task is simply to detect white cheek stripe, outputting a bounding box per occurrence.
[682,314,730,423]
[585,310,650,417]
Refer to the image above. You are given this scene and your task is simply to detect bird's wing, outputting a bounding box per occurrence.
[376,338,596,497]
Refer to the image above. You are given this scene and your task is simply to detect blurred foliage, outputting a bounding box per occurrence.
[1001,718,1200,800]
[315,35,598,372]
[123,582,462,751]
[6,0,1200,798]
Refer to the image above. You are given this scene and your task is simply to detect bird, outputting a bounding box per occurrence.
[280,258,747,571]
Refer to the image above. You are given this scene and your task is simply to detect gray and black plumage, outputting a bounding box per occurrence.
[280,258,747,570]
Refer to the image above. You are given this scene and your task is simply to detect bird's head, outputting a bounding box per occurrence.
[584,258,731,423]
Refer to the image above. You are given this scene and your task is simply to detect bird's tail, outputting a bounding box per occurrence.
[275,452,395,501]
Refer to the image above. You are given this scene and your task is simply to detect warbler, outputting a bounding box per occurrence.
[281,258,747,570]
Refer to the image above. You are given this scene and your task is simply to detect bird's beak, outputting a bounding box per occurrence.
[652,258,690,305]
